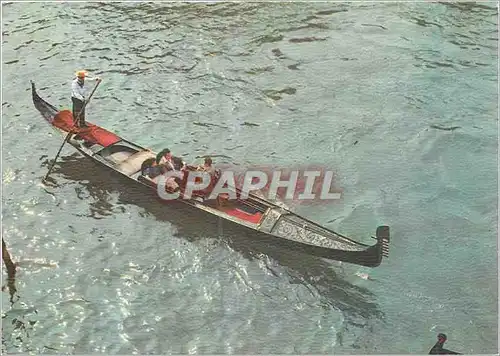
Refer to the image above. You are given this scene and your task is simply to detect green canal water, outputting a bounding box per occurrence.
[2,2,498,354]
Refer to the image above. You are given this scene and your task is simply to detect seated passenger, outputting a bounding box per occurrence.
[156,148,175,170]
[141,158,155,172]
[172,156,186,171]
[141,158,162,179]
[191,157,218,199]
[164,175,181,193]
[197,157,216,175]
[156,148,186,172]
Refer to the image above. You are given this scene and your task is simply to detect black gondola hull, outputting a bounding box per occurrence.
[31,81,390,267]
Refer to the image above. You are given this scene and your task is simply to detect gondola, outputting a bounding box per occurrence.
[30,81,390,267]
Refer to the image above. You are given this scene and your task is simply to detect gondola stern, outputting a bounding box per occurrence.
[308,225,390,268]
[366,225,390,266]
[376,225,390,258]
[350,225,390,267]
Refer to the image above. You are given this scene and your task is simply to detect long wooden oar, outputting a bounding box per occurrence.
[42,79,102,183]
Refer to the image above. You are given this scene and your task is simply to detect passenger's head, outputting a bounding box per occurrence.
[141,157,156,174]
[156,148,171,164]
[204,157,212,166]
[173,156,182,164]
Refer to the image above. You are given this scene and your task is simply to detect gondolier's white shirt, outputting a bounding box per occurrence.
[71,77,97,101]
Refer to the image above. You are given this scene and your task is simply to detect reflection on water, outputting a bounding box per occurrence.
[2,238,18,305]
[2,237,37,353]
[49,154,383,326]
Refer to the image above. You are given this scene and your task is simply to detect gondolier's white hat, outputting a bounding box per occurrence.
[75,70,88,78]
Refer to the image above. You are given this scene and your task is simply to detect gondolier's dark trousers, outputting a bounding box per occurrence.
[72,97,85,127]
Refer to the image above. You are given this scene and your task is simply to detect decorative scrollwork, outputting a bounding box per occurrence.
[273,219,366,252]
[258,208,282,233]
[276,220,295,236]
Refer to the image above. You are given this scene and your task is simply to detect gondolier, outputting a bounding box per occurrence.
[71,70,101,127]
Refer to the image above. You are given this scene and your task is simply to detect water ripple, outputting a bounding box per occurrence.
[2,1,497,354]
